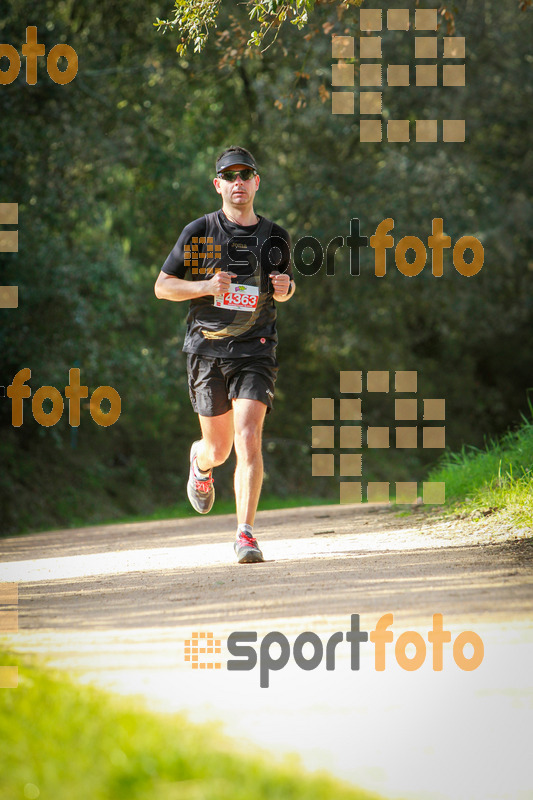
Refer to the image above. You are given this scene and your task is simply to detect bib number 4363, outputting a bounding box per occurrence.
[214,284,258,312]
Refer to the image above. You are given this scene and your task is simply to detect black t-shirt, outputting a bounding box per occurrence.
[162,210,292,358]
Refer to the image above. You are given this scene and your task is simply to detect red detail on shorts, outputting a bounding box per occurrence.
[260,338,266,344]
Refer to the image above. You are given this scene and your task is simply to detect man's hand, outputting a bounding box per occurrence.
[270,270,292,300]
[206,271,238,296]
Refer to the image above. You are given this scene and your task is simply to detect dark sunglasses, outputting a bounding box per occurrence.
[217,168,257,182]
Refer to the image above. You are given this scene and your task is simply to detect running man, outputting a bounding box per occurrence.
[154,146,295,563]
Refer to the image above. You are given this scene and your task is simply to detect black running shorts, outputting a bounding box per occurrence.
[186,353,279,417]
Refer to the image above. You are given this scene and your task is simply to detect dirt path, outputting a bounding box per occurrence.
[1,504,532,800]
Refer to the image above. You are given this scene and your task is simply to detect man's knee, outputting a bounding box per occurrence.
[203,440,232,467]
[234,426,262,461]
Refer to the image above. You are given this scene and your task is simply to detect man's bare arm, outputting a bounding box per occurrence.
[154,270,236,302]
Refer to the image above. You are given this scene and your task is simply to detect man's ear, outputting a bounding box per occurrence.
[213,177,222,194]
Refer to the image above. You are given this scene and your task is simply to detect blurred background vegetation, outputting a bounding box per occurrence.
[1,0,532,534]
[0,649,384,800]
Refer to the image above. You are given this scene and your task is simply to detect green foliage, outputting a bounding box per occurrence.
[0,650,384,800]
[429,414,533,525]
[1,0,532,533]
[247,1,316,50]
[155,0,321,54]
[155,0,221,55]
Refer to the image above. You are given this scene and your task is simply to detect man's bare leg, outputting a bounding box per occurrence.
[232,398,267,526]
[187,409,234,515]
[196,409,234,472]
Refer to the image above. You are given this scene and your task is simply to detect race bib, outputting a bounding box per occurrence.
[214,283,259,312]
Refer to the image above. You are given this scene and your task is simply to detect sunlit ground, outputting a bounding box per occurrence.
[1,506,531,800]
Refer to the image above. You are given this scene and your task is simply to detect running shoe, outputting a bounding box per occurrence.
[187,440,215,514]
[234,531,264,564]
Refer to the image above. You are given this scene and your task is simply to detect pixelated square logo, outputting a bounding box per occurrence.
[312,370,446,504]
[0,583,19,688]
[0,202,19,308]
[184,237,222,275]
[184,631,222,670]
[332,7,466,143]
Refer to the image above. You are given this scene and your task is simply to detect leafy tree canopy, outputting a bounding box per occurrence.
[155,0,531,58]
[155,0,357,55]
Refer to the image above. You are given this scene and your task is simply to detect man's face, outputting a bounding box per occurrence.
[213,163,260,208]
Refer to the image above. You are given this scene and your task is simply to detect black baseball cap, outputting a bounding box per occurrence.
[216,149,258,174]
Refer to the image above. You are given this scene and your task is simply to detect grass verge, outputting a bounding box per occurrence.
[428,414,533,527]
[0,650,384,800]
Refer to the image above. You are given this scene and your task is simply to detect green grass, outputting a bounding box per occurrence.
[428,414,533,526]
[0,650,384,800]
